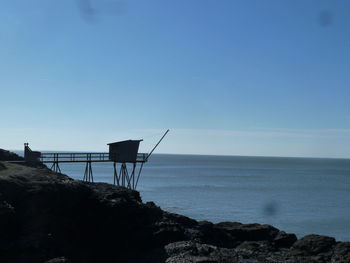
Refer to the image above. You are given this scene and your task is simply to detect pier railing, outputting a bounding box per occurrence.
[40,152,148,163]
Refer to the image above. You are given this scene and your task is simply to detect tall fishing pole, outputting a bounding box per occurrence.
[145,129,169,161]
[135,129,169,188]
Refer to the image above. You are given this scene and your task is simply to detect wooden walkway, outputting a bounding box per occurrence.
[39,152,148,163]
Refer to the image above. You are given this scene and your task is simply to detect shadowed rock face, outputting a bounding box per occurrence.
[0,148,46,168]
[0,162,349,263]
[0,149,24,161]
[292,234,336,255]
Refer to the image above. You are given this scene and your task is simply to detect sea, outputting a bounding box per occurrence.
[18,153,350,241]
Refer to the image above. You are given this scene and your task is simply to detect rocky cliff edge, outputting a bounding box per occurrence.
[0,161,349,263]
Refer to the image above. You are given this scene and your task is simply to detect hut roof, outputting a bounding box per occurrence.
[107,140,143,145]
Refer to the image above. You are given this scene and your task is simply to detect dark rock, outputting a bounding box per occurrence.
[197,221,239,248]
[23,161,48,169]
[235,240,274,253]
[153,221,188,246]
[292,234,336,255]
[214,222,279,242]
[331,242,350,263]
[0,164,165,262]
[0,163,349,263]
[154,214,195,243]
[0,148,46,168]
[234,241,278,262]
[0,149,24,161]
[0,163,202,262]
[165,241,238,263]
[0,200,16,237]
[0,199,17,262]
[273,231,297,248]
[45,257,71,263]
[164,211,198,228]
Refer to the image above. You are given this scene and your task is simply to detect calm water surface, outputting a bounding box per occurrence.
[33,154,350,241]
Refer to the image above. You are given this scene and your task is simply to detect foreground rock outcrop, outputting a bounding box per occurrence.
[0,149,24,162]
[0,160,349,263]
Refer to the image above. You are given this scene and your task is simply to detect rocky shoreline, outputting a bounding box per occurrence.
[0,158,349,262]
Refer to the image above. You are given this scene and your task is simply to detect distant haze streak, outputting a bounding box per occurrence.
[2,128,350,159]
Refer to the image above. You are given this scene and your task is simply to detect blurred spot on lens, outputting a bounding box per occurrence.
[263,201,279,217]
[318,10,332,27]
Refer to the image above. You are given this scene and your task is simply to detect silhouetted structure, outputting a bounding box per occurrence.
[108,140,142,162]
[107,140,148,189]
[24,143,41,163]
[23,130,169,190]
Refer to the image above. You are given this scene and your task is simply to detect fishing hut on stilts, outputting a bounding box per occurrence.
[108,139,145,189]
[23,130,169,190]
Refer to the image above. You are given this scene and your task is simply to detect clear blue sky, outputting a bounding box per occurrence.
[1,0,350,158]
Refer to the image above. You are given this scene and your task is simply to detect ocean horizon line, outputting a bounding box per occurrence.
[9,149,350,161]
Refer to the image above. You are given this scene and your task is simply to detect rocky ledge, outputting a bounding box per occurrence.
[0,149,24,162]
[0,161,349,263]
